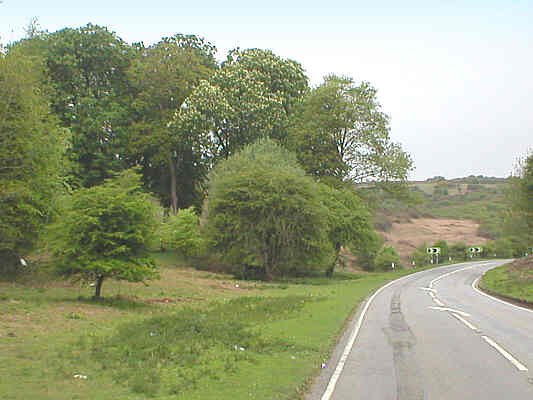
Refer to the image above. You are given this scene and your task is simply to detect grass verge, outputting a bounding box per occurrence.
[1,254,425,400]
[480,256,533,304]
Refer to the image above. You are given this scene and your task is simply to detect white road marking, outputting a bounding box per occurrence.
[451,312,479,331]
[320,261,493,400]
[472,277,533,314]
[320,277,399,400]
[429,265,478,289]
[481,335,529,372]
[429,306,470,317]
[429,292,445,306]
[420,287,436,293]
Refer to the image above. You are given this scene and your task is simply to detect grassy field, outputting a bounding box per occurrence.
[480,256,533,304]
[1,253,422,400]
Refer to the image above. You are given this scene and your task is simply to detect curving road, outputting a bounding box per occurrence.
[308,260,533,400]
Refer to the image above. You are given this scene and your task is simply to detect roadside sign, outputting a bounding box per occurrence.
[426,247,441,254]
[468,247,482,253]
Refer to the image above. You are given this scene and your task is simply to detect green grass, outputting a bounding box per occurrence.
[480,259,533,304]
[1,255,425,400]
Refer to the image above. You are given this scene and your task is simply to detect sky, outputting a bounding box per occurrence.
[1,0,532,180]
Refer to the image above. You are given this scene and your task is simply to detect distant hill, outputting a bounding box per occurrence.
[363,176,510,261]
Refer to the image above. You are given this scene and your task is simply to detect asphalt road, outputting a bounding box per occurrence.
[308,260,533,400]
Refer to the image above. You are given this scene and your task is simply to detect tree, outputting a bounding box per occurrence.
[502,151,533,253]
[317,184,378,275]
[42,24,134,187]
[177,63,285,162]
[0,50,65,272]
[288,75,413,183]
[205,139,332,279]
[223,48,308,139]
[52,170,157,299]
[126,35,217,213]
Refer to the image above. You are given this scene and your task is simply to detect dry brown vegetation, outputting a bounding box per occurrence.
[379,217,488,261]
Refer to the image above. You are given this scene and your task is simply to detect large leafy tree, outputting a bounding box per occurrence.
[223,48,308,137]
[176,48,307,163]
[504,152,533,250]
[52,170,157,298]
[126,35,217,213]
[0,50,65,271]
[205,139,332,279]
[42,24,134,187]
[288,75,413,183]
[177,64,285,162]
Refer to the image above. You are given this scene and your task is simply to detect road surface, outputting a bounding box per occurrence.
[308,260,533,400]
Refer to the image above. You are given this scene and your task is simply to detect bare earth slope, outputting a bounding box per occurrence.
[381,218,488,261]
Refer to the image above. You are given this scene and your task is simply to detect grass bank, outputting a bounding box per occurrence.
[480,256,533,304]
[1,254,423,400]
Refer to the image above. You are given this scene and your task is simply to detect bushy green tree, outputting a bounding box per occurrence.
[157,207,204,257]
[0,50,65,272]
[287,75,412,183]
[52,170,157,298]
[126,35,217,212]
[42,24,134,187]
[205,139,332,279]
[317,184,378,275]
[374,246,402,271]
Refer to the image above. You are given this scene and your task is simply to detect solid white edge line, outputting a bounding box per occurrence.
[319,277,396,400]
[451,312,478,331]
[472,276,533,314]
[320,261,484,400]
[481,335,528,371]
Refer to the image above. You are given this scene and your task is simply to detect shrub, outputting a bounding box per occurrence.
[158,207,204,257]
[205,139,333,279]
[374,246,402,271]
[51,169,158,298]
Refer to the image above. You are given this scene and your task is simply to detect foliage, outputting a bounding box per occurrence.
[177,62,285,162]
[157,207,204,257]
[39,24,134,187]
[411,246,430,267]
[205,139,333,279]
[374,246,402,271]
[0,50,65,272]
[449,241,468,261]
[126,34,217,212]
[432,239,450,261]
[505,152,533,246]
[317,184,379,274]
[287,74,413,183]
[52,170,158,298]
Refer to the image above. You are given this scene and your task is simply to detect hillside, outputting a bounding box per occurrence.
[369,176,510,262]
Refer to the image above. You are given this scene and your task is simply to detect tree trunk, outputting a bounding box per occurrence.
[94,275,104,299]
[169,159,178,215]
[326,242,342,277]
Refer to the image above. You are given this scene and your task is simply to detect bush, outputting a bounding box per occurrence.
[157,207,204,257]
[411,246,429,267]
[374,246,402,271]
[51,169,158,298]
[449,242,467,261]
[205,139,333,279]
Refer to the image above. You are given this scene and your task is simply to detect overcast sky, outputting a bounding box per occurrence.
[1,0,532,180]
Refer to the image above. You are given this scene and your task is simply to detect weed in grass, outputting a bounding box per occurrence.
[77,296,317,397]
